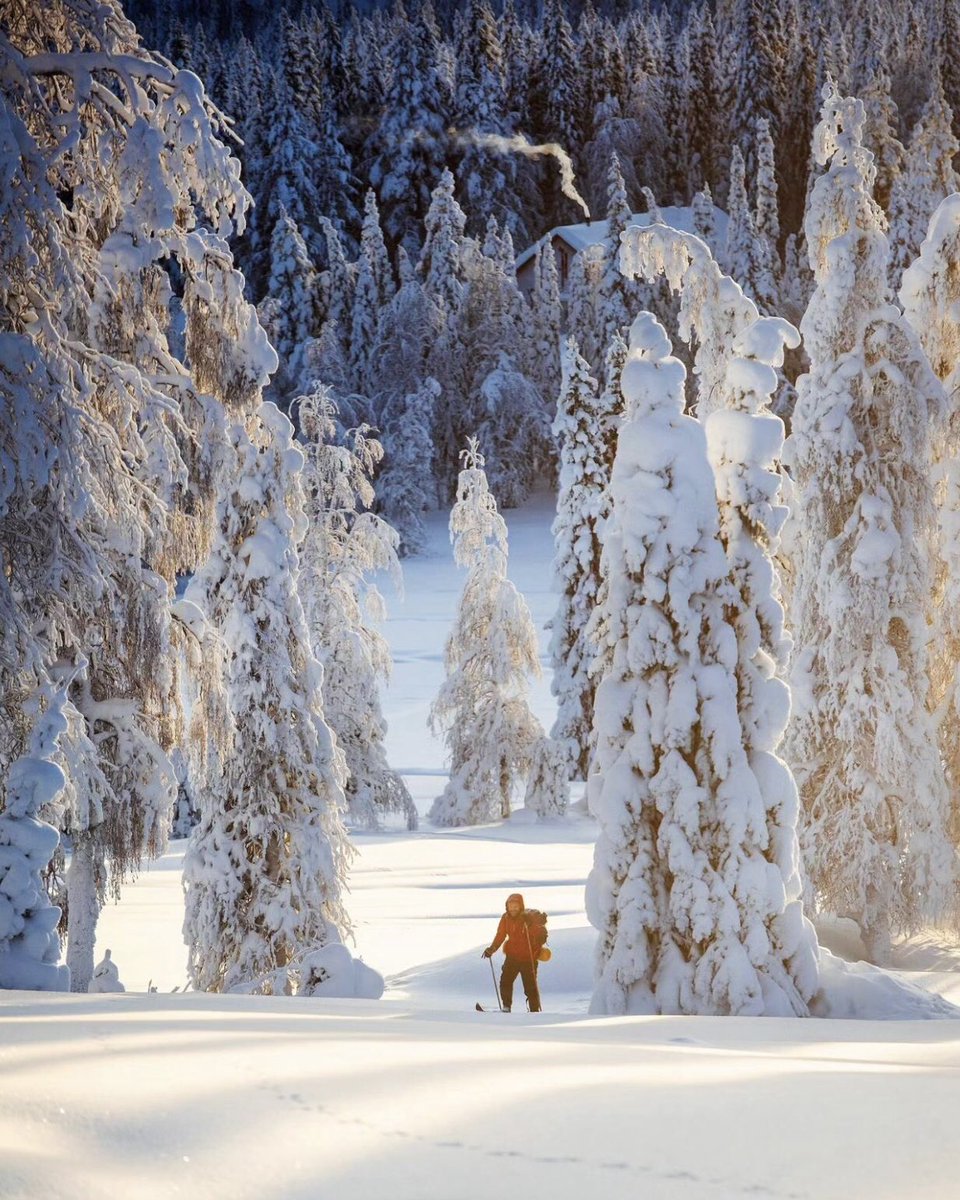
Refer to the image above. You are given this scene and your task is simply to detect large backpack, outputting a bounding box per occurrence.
[524,909,551,962]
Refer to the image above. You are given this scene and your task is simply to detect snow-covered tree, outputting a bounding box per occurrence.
[0,687,71,992]
[183,403,354,994]
[419,168,468,309]
[379,378,440,557]
[1,0,257,991]
[523,737,570,820]
[297,388,417,830]
[370,8,449,255]
[755,118,782,288]
[724,145,776,310]
[259,206,318,406]
[692,185,718,254]
[783,86,955,962]
[586,312,817,1017]
[430,441,543,826]
[531,244,563,402]
[620,223,760,420]
[596,151,638,357]
[549,340,608,780]
[351,190,394,391]
[888,76,960,289]
[475,354,550,509]
[901,194,960,846]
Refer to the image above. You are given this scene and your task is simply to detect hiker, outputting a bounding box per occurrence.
[482,892,546,1012]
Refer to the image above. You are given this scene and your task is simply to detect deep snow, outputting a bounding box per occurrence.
[3,489,960,1200]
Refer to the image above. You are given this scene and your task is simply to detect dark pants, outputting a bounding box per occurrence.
[500,957,541,1012]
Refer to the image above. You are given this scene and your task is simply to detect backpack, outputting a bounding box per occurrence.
[524,909,551,962]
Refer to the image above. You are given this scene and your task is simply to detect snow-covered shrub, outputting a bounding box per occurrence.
[298,942,385,1000]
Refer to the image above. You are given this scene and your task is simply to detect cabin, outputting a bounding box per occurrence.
[515,204,729,298]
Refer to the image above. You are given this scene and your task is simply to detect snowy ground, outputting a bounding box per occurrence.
[4,490,960,1200]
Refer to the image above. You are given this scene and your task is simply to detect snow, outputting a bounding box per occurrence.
[4,492,960,1198]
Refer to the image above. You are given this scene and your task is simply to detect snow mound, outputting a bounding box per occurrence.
[299,943,385,1000]
[88,949,125,994]
[812,949,960,1020]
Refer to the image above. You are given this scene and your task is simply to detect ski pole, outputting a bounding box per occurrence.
[525,922,542,1013]
[488,953,503,1011]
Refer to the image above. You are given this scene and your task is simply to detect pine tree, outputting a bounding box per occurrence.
[183,403,354,993]
[549,340,608,781]
[754,118,781,283]
[0,686,72,992]
[783,86,955,963]
[379,379,441,557]
[620,222,760,421]
[297,389,417,831]
[724,145,777,311]
[901,194,960,850]
[687,7,725,190]
[596,152,639,359]
[370,6,450,255]
[692,185,718,255]
[351,190,394,392]
[523,737,570,819]
[429,441,543,826]
[888,75,960,289]
[419,168,468,310]
[860,67,905,213]
[475,355,550,508]
[587,312,816,1017]
[531,244,563,401]
[259,206,318,407]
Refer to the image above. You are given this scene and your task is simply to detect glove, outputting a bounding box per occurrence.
[482,947,493,958]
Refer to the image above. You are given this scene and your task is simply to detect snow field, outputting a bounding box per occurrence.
[7,489,960,1200]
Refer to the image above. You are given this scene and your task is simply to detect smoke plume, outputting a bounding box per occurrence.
[449,130,592,221]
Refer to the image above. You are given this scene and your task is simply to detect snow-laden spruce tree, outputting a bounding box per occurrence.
[596,151,640,359]
[0,687,72,992]
[620,223,761,420]
[419,168,468,310]
[183,403,354,994]
[586,312,817,1017]
[531,244,563,403]
[549,340,608,781]
[754,118,782,293]
[901,194,960,847]
[297,386,416,830]
[888,74,960,290]
[258,205,318,407]
[350,189,394,392]
[430,441,544,826]
[378,378,441,557]
[524,737,570,820]
[783,85,956,962]
[723,145,777,311]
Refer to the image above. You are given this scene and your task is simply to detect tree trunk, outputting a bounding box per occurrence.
[66,834,101,993]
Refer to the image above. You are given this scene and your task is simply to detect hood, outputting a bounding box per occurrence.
[505,893,525,910]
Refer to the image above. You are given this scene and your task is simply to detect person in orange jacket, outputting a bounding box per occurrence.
[482,892,546,1012]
